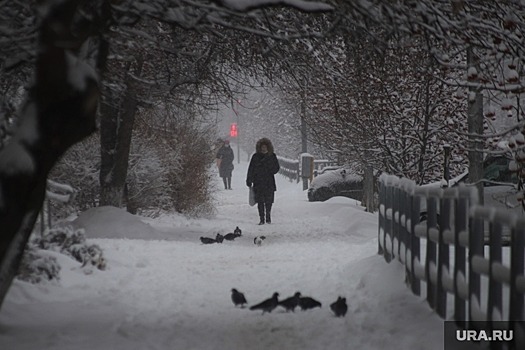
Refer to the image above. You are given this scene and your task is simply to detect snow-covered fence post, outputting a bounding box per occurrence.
[40,180,75,235]
[468,210,484,328]
[453,190,469,324]
[300,153,314,191]
[0,0,99,311]
[424,193,439,312]
[363,165,375,213]
[378,175,395,262]
[510,225,525,327]
[436,191,452,319]
[409,191,421,296]
[392,186,401,260]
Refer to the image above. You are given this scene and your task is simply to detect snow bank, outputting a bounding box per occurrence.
[72,206,166,240]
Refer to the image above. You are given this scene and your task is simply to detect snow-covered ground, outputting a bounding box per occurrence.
[0,160,444,350]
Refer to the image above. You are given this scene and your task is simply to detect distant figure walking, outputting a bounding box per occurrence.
[216,139,234,190]
[246,138,280,225]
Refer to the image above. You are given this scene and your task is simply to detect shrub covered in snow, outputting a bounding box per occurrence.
[21,225,107,280]
[17,248,61,284]
[35,226,106,270]
[307,168,363,202]
[17,224,111,284]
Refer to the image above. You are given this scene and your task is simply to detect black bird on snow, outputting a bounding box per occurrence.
[299,296,322,311]
[249,292,279,314]
[200,233,224,244]
[234,226,242,236]
[224,231,241,241]
[200,236,216,244]
[278,292,301,312]
[231,288,247,308]
[330,296,348,317]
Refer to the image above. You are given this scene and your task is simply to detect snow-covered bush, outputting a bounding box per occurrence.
[307,168,363,202]
[17,225,106,283]
[33,226,106,271]
[17,248,61,284]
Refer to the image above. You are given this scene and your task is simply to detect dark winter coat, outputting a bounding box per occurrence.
[246,138,280,203]
[216,145,234,178]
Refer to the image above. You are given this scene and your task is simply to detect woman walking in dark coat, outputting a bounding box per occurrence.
[246,138,280,225]
[216,139,235,189]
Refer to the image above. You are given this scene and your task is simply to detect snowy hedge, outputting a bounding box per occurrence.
[17,226,106,284]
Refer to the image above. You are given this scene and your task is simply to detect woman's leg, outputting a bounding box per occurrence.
[265,202,272,223]
[257,202,265,225]
[222,177,228,189]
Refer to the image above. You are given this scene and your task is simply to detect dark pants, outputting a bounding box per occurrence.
[222,177,231,189]
[254,189,274,224]
[257,202,272,224]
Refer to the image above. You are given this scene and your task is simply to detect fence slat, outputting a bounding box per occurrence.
[410,195,421,296]
[468,215,484,329]
[488,222,503,323]
[425,196,438,312]
[437,196,451,319]
[510,227,525,321]
[454,196,468,322]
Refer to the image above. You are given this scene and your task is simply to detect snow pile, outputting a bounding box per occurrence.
[71,206,167,240]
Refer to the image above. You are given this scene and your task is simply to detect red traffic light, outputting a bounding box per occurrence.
[230,123,238,137]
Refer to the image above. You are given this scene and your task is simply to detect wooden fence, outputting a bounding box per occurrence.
[379,174,525,349]
[277,156,300,183]
[277,156,338,183]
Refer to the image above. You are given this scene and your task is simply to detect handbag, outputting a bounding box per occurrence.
[249,187,256,206]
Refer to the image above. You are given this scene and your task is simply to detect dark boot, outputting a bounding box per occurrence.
[227,177,232,189]
[257,203,265,225]
[265,203,272,224]
[223,178,228,189]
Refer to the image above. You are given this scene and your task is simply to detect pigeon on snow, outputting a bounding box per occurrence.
[224,231,242,241]
[200,236,216,244]
[234,226,242,236]
[299,296,322,310]
[231,288,247,308]
[249,292,279,314]
[330,296,348,317]
[200,233,224,244]
[278,292,301,312]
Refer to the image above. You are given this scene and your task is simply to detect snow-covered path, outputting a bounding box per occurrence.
[0,160,444,350]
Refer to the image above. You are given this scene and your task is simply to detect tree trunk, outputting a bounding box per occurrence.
[467,47,484,204]
[99,58,143,207]
[0,0,99,311]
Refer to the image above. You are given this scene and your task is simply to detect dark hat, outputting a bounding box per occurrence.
[224,140,230,144]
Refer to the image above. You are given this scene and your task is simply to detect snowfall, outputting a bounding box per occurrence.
[0,160,444,350]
